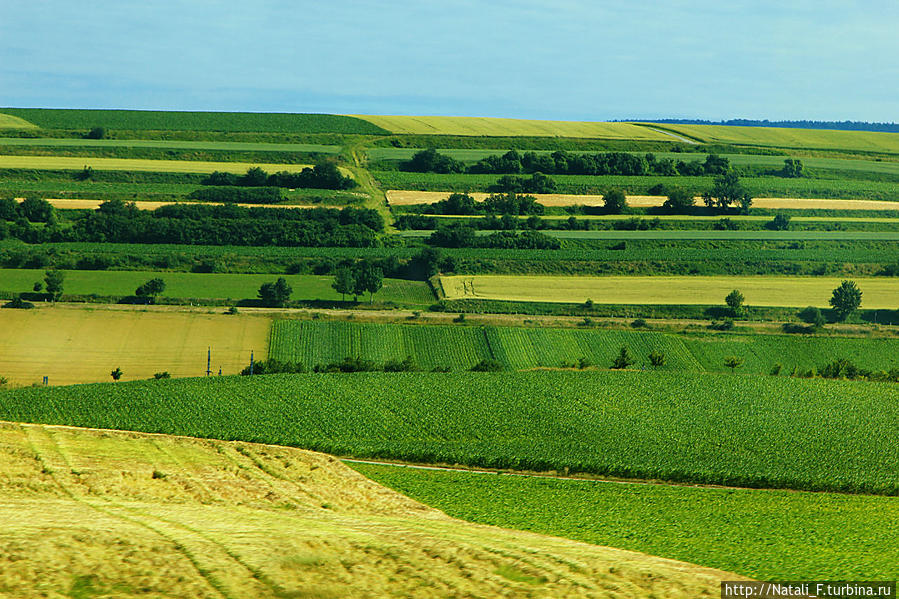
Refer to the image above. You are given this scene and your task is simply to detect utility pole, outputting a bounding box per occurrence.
[206,347,212,376]
[249,350,254,375]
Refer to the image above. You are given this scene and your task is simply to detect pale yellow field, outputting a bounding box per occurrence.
[0,422,740,598]
[0,306,271,385]
[353,115,672,139]
[440,275,899,308]
[14,198,318,211]
[0,113,38,129]
[386,189,899,211]
[0,154,314,174]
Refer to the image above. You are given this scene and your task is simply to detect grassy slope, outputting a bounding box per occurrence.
[0,270,434,304]
[0,371,895,493]
[439,274,899,309]
[355,463,899,581]
[268,320,899,374]
[0,422,735,598]
[0,109,388,134]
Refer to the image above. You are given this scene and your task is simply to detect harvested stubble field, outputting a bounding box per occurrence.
[0,155,314,174]
[1,372,895,494]
[354,115,675,139]
[439,274,899,308]
[0,422,725,598]
[0,306,270,384]
[386,189,899,211]
[357,463,899,581]
[651,123,899,154]
[13,198,320,211]
[0,270,434,304]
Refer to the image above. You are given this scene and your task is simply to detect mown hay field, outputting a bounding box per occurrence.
[358,463,899,581]
[651,123,899,153]
[0,307,270,384]
[386,189,899,211]
[269,320,899,374]
[0,114,38,129]
[353,115,674,139]
[0,270,434,304]
[0,136,341,153]
[439,274,899,308]
[1,372,896,494]
[0,108,388,134]
[0,155,314,174]
[0,422,727,598]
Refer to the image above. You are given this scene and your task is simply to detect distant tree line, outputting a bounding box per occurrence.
[640,119,899,134]
[202,163,356,190]
[417,193,545,216]
[428,224,561,250]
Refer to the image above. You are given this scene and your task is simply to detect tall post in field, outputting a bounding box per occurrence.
[250,351,254,375]
[206,347,212,377]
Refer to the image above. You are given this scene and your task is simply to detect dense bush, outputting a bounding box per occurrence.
[202,163,356,190]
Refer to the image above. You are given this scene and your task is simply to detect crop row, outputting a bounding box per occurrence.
[0,371,895,494]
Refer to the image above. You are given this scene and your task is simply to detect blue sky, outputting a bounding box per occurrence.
[1,1,896,121]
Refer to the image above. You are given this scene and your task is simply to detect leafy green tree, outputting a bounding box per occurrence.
[135,278,166,303]
[354,263,384,304]
[611,346,634,369]
[602,188,627,214]
[240,166,269,187]
[798,306,826,328]
[725,289,745,315]
[18,197,55,222]
[44,270,65,301]
[767,214,791,230]
[0,197,17,220]
[258,277,293,307]
[648,351,666,367]
[829,280,862,321]
[85,126,106,139]
[110,367,123,381]
[332,266,356,301]
[661,186,695,213]
[781,158,804,178]
[703,172,752,212]
[724,356,744,371]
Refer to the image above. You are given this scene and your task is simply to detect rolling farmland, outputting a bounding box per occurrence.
[357,463,899,581]
[0,307,270,384]
[0,371,896,494]
[439,274,899,308]
[269,320,899,374]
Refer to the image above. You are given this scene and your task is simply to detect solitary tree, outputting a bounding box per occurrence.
[110,367,123,381]
[703,172,752,212]
[44,270,65,302]
[648,350,666,367]
[829,280,862,321]
[85,126,106,139]
[725,289,745,315]
[332,266,356,301]
[135,278,166,303]
[602,188,627,214]
[661,186,695,213]
[723,356,744,372]
[611,346,635,369]
[798,306,826,329]
[781,158,804,178]
[354,263,384,304]
[258,277,293,307]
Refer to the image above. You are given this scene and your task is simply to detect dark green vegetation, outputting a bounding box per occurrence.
[0,109,388,135]
[268,320,899,375]
[0,372,895,494]
[355,464,899,580]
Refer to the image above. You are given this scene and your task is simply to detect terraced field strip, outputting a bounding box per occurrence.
[439,275,899,308]
[353,115,674,139]
[13,198,319,211]
[0,306,271,384]
[269,320,899,374]
[0,137,341,153]
[400,229,899,240]
[646,123,899,154]
[0,270,434,305]
[0,114,38,129]
[0,155,316,174]
[386,189,899,210]
[427,213,899,223]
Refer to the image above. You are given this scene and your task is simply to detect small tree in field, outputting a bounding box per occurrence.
[602,188,627,214]
[44,270,65,302]
[135,278,166,303]
[611,346,634,369]
[725,289,745,316]
[258,277,292,307]
[331,266,356,301]
[110,367,123,381]
[724,356,744,372]
[829,280,862,321]
[648,350,666,367]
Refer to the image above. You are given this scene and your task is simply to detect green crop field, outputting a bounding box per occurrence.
[440,275,899,309]
[354,115,675,139]
[269,320,899,374]
[356,464,898,581]
[0,155,314,174]
[0,371,895,494]
[403,229,899,240]
[649,123,899,154]
[0,137,341,153]
[0,108,388,134]
[0,269,434,304]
